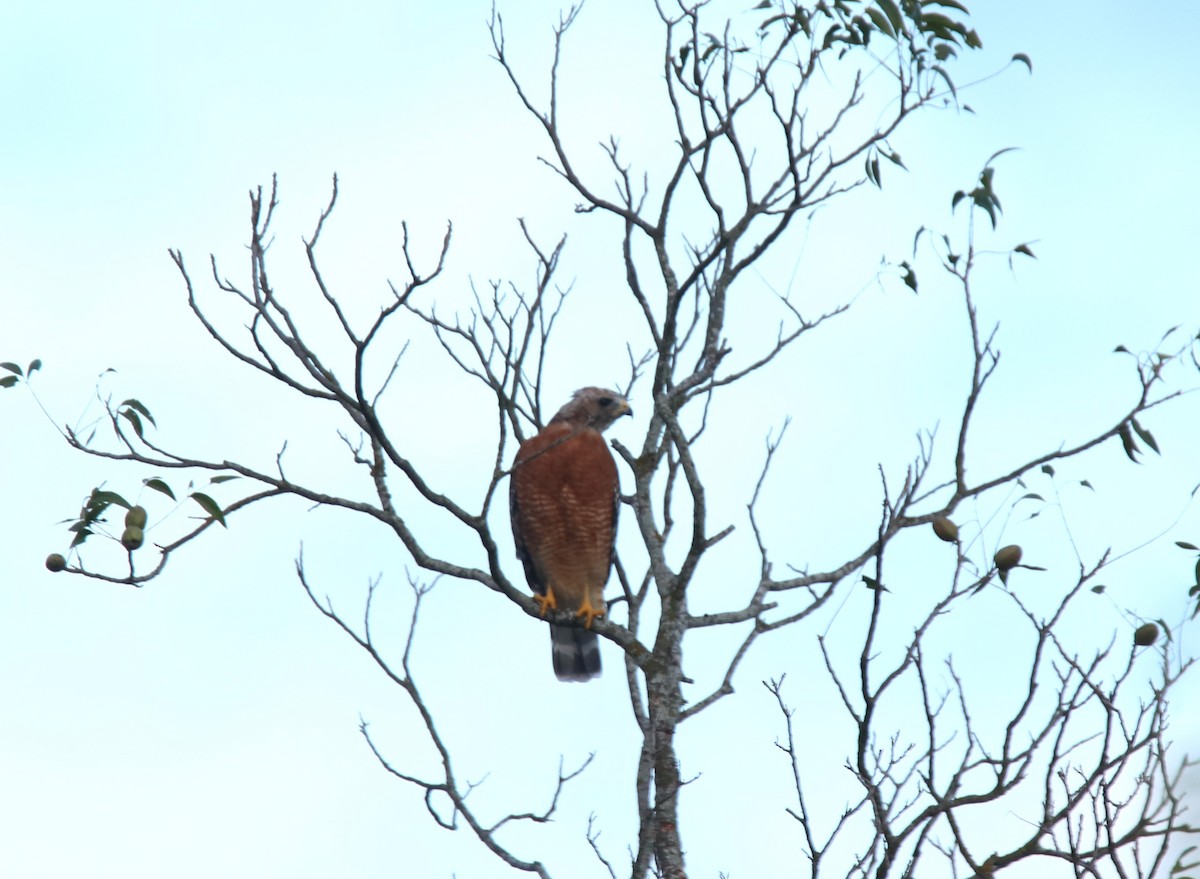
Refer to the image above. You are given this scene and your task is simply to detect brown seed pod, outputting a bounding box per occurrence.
[1133,622,1160,647]
[121,526,145,551]
[994,544,1022,571]
[45,553,67,573]
[932,516,959,543]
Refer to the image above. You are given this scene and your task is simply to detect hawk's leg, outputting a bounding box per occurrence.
[534,588,558,617]
[575,595,606,629]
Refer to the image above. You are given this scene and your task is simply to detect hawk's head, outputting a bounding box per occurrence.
[550,387,633,433]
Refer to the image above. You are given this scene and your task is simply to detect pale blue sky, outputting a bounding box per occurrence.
[3,2,1199,877]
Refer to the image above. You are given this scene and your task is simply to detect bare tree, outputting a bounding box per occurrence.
[8,2,1199,877]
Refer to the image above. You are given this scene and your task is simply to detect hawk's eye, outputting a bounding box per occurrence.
[597,397,613,407]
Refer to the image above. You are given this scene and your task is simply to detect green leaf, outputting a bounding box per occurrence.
[900,261,918,293]
[753,0,772,7]
[120,398,157,427]
[930,64,958,101]
[120,409,145,439]
[210,475,241,484]
[0,376,18,389]
[1012,52,1032,72]
[91,489,133,510]
[1014,243,1036,258]
[920,12,966,41]
[1113,344,1130,354]
[911,225,927,257]
[27,359,42,373]
[1175,541,1199,551]
[862,575,888,592]
[984,146,1020,165]
[980,165,996,191]
[1131,418,1160,454]
[191,492,227,528]
[865,5,895,37]
[876,0,904,34]
[1080,479,1094,491]
[924,0,970,12]
[1017,492,1044,502]
[1040,464,1055,477]
[1118,422,1140,462]
[1090,585,1106,594]
[144,478,176,500]
[972,186,1000,228]
[866,154,881,187]
[0,362,23,376]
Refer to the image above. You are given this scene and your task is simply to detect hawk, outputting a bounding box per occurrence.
[510,387,632,681]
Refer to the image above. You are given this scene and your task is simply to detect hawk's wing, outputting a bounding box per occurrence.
[510,459,547,600]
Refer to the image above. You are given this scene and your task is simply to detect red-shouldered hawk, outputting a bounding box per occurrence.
[510,387,632,681]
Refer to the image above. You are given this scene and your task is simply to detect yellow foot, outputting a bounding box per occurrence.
[575,596,606,629]
[534,589,558,617]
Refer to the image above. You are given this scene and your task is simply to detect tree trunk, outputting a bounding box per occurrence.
[644,592,687,879]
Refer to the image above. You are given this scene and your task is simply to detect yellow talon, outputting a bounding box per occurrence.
[534,588,558,617]
[575,596,606,629]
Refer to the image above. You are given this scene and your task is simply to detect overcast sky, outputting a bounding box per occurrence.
[2,2,1199,877]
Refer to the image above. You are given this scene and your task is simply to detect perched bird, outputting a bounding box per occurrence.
[510,387,632,681]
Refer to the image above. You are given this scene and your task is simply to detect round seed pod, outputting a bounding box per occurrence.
[994,544,1022,572]
[932,516,958,543]
[1133,623,1160,647]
